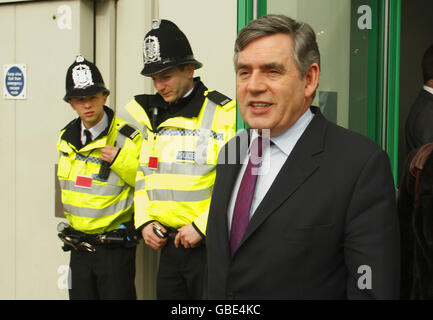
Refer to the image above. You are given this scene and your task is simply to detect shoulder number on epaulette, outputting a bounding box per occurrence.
[119,124,139,140]
[207,90,232,107]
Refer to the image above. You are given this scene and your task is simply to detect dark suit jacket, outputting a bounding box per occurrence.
[398,143,433,299]
[405,89,433,155]
[206,107,400,299]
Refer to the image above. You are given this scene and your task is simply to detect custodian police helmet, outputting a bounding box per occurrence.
[141,19,203,76]
[63,55,110,102]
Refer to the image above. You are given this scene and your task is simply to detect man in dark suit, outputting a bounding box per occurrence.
[206,14,400,299]
[405,44,433,155]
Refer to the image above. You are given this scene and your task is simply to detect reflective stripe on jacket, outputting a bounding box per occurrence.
[125,90,236,235]
[57,108,142,234]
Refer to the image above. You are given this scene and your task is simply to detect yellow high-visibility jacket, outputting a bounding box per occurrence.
[57,106,142,234]
[126,83,236,235]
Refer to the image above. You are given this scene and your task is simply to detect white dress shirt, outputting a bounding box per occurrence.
[227,108,314,231]
[80,111,109,145]
[423,85,433,95]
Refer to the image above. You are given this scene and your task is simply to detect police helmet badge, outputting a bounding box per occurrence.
[76,55,85,63]
[143,35,161,64]
[72,64,94,89]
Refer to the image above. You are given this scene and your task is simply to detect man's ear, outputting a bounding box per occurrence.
[186,63,195,79]
[304,63,320,99]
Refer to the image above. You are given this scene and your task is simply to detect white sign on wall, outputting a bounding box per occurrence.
[3,64,27,99]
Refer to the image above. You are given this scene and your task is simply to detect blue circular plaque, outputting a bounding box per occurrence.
[5,66,24,97]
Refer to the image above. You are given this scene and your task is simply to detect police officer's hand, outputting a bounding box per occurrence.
[100,145,120,164]
[142,222,167,250]
[174,223,203,248]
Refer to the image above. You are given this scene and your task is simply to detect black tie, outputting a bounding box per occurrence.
[84,129,92,146]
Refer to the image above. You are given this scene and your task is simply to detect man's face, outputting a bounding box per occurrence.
[69,92,107,129]
[236,33,318,137]
[152,65,195,103]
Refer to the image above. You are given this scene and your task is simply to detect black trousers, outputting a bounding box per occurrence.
[69,245,136,300]
[157,240,206,300]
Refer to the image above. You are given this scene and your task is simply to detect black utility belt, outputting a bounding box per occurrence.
[57,222,138,253]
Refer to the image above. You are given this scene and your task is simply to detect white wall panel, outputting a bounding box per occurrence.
[0,0,94,299]
[158,0,237,100]
[115,0,154,129]
[0,4,17,300]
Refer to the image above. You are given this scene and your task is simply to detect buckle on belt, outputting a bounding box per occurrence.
[57,222,96,253]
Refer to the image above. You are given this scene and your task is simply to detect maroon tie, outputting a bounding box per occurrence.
[230,136,263,256]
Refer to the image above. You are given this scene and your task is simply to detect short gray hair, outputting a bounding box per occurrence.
[234,14,320,79]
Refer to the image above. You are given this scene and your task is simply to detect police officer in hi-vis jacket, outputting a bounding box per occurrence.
[57,55,141,299]
[125,19,236,299]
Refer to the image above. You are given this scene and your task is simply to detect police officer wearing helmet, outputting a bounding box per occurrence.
[57,55,142,299]
[125,19,236,299]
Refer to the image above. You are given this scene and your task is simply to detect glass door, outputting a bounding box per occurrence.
[237,0,401,182]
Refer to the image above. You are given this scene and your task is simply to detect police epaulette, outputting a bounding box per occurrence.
[119,124,139,140]
[207,90,232,107]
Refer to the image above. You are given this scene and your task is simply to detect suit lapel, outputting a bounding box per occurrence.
[239,109,328,249]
